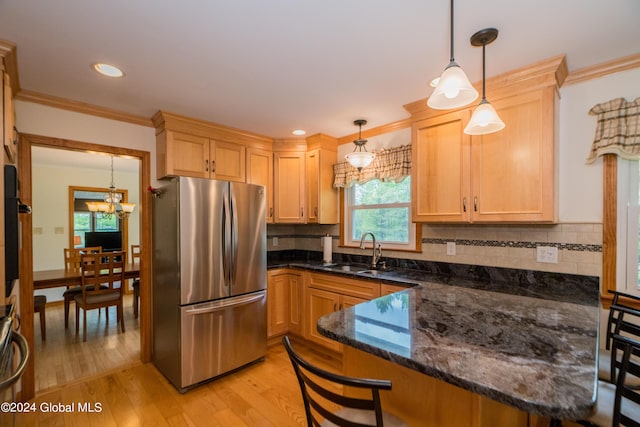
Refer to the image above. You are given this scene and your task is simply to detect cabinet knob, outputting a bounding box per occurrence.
[269,207,273,218]
[300,208,304,217]
[205,160,209,172]
[463,197,467,213]
[314,207,318,216]
[212,160,216,173]
[474,197,478,212]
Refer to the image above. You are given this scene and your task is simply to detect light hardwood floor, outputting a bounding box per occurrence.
[33,294,141,393]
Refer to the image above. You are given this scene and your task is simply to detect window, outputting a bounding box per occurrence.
[343,177,416,250]
[624,160,640,294]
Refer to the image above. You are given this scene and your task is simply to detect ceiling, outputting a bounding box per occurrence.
[1,0,639,139]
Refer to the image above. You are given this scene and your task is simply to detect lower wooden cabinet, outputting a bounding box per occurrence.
[288,272,303,335]
[305,272,380,352]
[267,269,289,337]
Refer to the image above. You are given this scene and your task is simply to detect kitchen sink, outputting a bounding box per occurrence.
[357,269,381,276]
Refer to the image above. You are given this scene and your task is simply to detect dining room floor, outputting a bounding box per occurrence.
[33,293,141,393]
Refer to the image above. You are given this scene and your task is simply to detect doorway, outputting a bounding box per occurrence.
[17,133,151,401]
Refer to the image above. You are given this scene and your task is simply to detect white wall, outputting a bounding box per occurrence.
[31,163,140,270]
[15,101,156,301]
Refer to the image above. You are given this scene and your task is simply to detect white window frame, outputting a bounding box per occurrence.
[618,159,640,295]
[343,178,417,251]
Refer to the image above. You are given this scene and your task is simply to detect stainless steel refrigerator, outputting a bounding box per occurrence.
[152,177,267,392]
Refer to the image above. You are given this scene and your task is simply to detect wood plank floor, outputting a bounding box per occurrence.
[33,294,141,393]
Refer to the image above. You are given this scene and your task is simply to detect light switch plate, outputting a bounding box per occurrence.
[272,237,279,247]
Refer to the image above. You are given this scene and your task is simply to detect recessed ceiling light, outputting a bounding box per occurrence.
[292,129,306,136]
[93,63,124,78]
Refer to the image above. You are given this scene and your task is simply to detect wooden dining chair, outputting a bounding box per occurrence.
[283,336,408,427]
[62,246,102,328]
[130,244,141,318]
[75,251,126,342]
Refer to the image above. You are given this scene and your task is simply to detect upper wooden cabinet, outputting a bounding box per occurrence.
[156,130,246,182]
[408,56,566,224]
[274,150,306,223]
[153,111,271,183]
[246,146,274,223]
[305,134,339,224]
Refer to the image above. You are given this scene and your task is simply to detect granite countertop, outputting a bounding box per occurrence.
[268,253,599,419]
[316,280,599,420]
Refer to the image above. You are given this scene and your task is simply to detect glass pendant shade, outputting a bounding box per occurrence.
[85,156,136,219]
[428,62,478,110]
[345,151,375,170]
[464,100,505,135]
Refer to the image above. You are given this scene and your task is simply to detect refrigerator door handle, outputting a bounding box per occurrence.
[230,189,238,287]
[222,189,232,286]
[184,292,265,315]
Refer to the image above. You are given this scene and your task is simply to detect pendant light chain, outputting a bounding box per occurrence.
[449,0,455,63]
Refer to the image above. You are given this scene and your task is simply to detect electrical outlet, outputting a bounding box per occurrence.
[272,237,279,247]
[446,241,456,256]
[536,246,558,263]
[54,226,64,235]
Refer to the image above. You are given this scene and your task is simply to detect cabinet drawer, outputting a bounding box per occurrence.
[308,273,380,300]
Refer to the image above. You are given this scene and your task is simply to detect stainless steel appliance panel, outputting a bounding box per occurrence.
[179,178,227,305]
[229,182,266,296]
[180,291,266,388]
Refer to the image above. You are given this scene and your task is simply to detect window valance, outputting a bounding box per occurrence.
[586,97,640,163]
[333,144,411,188]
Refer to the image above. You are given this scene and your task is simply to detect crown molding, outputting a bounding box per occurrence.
[337,118,412,145]
[0,39,20,94]
[15,89,153,127]
[564,52,640,86]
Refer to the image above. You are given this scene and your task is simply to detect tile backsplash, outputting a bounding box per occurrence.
[267,222,602,278]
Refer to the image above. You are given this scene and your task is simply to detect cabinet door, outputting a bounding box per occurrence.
[412,110,471,222]
[288,273,303,335]
[306,288,341,351]
[341,295,369,311]
[247,147,274,223]
[212,140,246,182]
[267,272,289,338]
[470,88,556,222]
[381,284,408,295]
[159,131,210,178]
[306,149,339,224]
[274,152,306,223]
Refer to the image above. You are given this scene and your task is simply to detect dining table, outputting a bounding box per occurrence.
[32,263,140,290]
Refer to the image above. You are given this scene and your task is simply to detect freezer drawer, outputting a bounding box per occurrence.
[180,291,266,389]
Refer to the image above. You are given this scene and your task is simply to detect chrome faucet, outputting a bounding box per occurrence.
[359,232,382,269]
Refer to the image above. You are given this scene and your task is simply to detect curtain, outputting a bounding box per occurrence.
[586,97,640,163]
[333,144,411,188]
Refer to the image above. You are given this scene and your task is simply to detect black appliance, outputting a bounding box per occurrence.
[4,165,18,298]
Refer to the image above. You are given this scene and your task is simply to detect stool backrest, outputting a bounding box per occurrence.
[611,334,640,426]
[283,336,392,427]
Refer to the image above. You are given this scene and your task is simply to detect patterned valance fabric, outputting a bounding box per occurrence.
[587,97,640,163]
[333,144,411,188]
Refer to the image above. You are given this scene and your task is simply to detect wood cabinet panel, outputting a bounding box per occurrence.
[246,147,274,223]
[412,110,471,223]
[212,140,246,182]
[307,287,341,351]
[288,273,303,335]
[274,152,305,223]
[305,148,338,224]
[158,130,210,179]
[267,270,290,338]
[308,273,380,300]
[470,88,556,222]
[381,284,409,295]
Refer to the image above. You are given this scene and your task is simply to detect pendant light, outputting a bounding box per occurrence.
[464,28,505,135]
[427,0,478,110]
[345,119,375,171]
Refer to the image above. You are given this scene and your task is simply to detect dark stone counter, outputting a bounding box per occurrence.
[269,250,600,419]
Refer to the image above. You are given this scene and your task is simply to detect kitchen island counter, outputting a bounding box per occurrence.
[317,278,599,422]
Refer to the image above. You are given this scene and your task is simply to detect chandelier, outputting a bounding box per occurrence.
[86,156,135,219]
